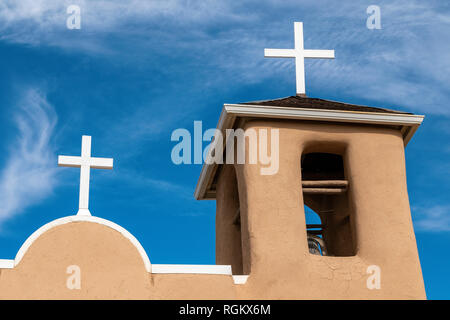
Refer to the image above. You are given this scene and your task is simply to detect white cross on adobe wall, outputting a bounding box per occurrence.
[58,135,113,216]
[264,22,335,96]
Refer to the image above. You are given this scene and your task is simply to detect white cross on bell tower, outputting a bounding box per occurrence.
[264,22,335,96]
[58,135,113,216]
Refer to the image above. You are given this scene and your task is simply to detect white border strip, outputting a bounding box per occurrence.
[13,215,152,273]
[152,264,232,275]
[0,259,14,269]
[224,104,424,126]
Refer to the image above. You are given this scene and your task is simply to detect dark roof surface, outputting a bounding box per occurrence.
[240,96,412,115]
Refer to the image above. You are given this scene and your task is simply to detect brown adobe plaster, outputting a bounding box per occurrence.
[0,118,426,299]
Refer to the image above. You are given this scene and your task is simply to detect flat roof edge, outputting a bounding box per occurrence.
[194,104,425,200]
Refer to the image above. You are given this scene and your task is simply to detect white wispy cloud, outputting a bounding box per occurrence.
[0,88,58,226]
[0,0,244,48]
[1,0,448,115]
[413,205,450,232]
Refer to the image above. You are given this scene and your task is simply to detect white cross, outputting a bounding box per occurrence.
[58,135,113,216]
[264,22,335,96]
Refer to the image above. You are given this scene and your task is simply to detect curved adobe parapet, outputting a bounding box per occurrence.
[14,215,151,272]
[0,215,243,299]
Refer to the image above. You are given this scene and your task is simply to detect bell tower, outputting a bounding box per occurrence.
[194,21,426,299]
[195,95,426,299]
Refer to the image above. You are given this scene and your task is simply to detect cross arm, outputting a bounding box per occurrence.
[57,155,113,169]
[264,48,297,58]
[303,49,335,59]
[90,157,114,169]
[58,156,82,168]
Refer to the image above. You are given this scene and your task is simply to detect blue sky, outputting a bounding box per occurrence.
[0,0,449,299]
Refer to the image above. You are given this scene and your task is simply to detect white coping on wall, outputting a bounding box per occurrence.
[194,103,425,200]
[0,259,14,269]
[152,264,232,275]
[152,265,248,284]
[13,215,152,273]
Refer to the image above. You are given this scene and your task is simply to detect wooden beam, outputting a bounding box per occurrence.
[303,188,346,194]
[302,180,348,187]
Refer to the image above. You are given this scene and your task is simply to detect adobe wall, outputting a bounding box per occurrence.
[0,119,426,299]
[215,164,243,274]
[216,119,426,299]
[0,221,238,299]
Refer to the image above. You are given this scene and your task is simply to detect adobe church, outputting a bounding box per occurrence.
[0,22,426,299]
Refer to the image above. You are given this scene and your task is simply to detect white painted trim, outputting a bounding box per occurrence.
[194,103,424,200]
[224,104,424,126]
[151,264,232,275]
[0,259,14,269]
[14,215,152,273]
[232,275,249,285]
